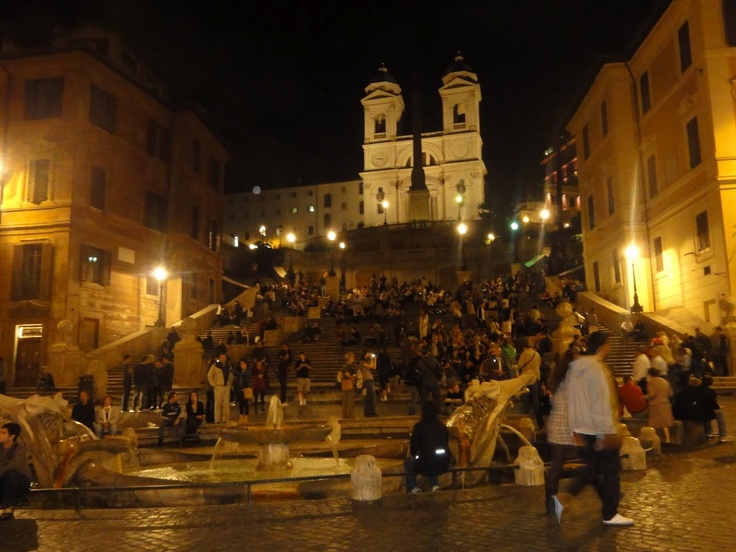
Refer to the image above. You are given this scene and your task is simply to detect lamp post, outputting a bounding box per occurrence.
[152,265,168,328]
[510,220,520,263]
[625,244,643,314]
[338,241,346,294]
[286,232,296,284]
[327,230,337,276]
[381,200,389,225]
[455,181,466,220]
[457,222,468,270]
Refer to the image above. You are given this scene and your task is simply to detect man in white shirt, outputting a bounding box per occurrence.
[550,331,633,527]
[631,346,651,393]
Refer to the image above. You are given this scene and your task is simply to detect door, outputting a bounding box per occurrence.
[15,337,41,387]
[80,318,99,352]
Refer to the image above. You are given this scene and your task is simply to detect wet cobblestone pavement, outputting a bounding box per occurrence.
[5,398,736,551]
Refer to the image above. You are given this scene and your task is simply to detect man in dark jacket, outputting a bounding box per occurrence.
[418,351,442,407]
[405,401,451,493]
[71,390,95,430]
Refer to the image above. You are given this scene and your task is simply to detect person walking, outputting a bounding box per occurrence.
[339,352,356,418]
[207,353,234,423]
[645,367,674,444]
[359,352,378,417]
[552,331,633,526]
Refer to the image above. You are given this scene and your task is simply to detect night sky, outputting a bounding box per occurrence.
[2,0,671,216]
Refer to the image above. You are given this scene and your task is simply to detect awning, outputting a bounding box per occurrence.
[524,254,547,268]
[222,275,250,289]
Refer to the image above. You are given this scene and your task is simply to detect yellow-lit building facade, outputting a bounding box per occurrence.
[540,134,581,230]
[568,0,736,322]
[0,28,229,386]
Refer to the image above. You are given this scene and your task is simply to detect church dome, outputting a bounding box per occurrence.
[445,52,475,77]
[368,63,398,85]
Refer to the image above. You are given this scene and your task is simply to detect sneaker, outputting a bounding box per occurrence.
[720,435,734,443]
[602,513,634,526]
[707,433,719,438]
[410,487,422,494]
[431,485,440,493]
[551,495,563,524]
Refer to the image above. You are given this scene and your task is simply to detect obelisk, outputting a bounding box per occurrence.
[406,72,430,221]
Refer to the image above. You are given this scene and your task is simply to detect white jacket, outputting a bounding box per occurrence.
[566,354,616,436]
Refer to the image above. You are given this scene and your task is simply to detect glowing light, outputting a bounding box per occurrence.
[259,225,266,236]
[327,230,337,241]
[522,215,530,224]
[152,266,168,282]
[381,200,389,209]
[249,243,258,250]
[457,222,467,235]
[286,232,296,244]
[455,194,463,204]
[510,221,519,231]
[626,244,640,261]
[540,208,550,221]
[339,241,346,249]
[487,233,495,242]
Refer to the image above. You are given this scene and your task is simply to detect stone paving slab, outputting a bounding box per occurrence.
[4,399,736,551]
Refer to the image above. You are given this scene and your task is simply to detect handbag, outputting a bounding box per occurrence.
[243,387,254,400]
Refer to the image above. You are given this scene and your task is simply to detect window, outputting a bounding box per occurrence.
[291,207,298,215]
[374,114,386,135]
[186,272,197,299]
[193,140,201,174]
[612,249,621,284]
[11,243,53,300]
[654,237,664,273]
[695,211,710,252]
[25,78,63,120]
[341,187,346,193]
[208,219,219,252]
[359,182,364,195]
[324,194,332,208]
[341,202,347,210]
[601,101,608,137]
[191,205,199,240]
[453,103,466,126]
[587,195,595,229]
[145,275,160,296]
[80,245,111,285]
[640,72,651,114]
[686,117,702,169]
[208,158,221,190]
[726,0,736,46]
[593,261,601,292]
[208,278,215,304]
[146,120,171,162]
[308,205,315,213]
[306,191,313,197]
[308,225,315,236]
[290,192,297,198]
[89,84,116,133]
[29,159,50,204]
[90,166,106,210]
[646,155,658,199]
[324,213,332,227]
[359,201,364,215]
[678,21,692,73]
[144,191,168,232]
[582,125,590,159]
[606,177,614,216]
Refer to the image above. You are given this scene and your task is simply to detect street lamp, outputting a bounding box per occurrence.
[152,265,168,328]
[625,244,643,314]
[486,232,495,244]
[381,200,389,225]
[327,230,337,276]
[540,208,550,224]
[457,222,468,270]
[286,232,296,282]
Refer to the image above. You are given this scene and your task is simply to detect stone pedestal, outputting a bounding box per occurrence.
[172,317,206,388]
[638,427,661,455]
[620,436,647,470]
[351,454,383,502]
[326,275,339,299]
[514,445,544,486]
[308,306,322,319]
[46,345,83,388]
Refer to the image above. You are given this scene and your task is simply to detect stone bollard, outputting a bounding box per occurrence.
[639,427,661,455]
[514,445,545,486]
[620,436,647,470]
[517,417,536,442]
[351,454,382,502]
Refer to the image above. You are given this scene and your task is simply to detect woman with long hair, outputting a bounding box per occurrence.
[185,391,205,439]
[544,344,580,515]
[339,352,356,418]
[251,359,267,414]
[236,359,252,424]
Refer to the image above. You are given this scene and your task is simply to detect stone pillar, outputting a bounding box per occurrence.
[46,319,83,387]
[514,445,545,486]
[326,275,339,299]
[351,454,383,502]
[638,426,661,455]
[172,317,207,388]
[620,436,647,471]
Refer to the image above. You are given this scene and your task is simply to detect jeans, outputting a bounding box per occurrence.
[363,380,377,417]
[704,410,727,437]
[564,434,621,521]
[0,471,30,508]
[404,457,438,491]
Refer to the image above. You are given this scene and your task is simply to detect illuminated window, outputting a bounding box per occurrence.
[292,207,298,215]
[308,205,315,213]
[80,245,111,285]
